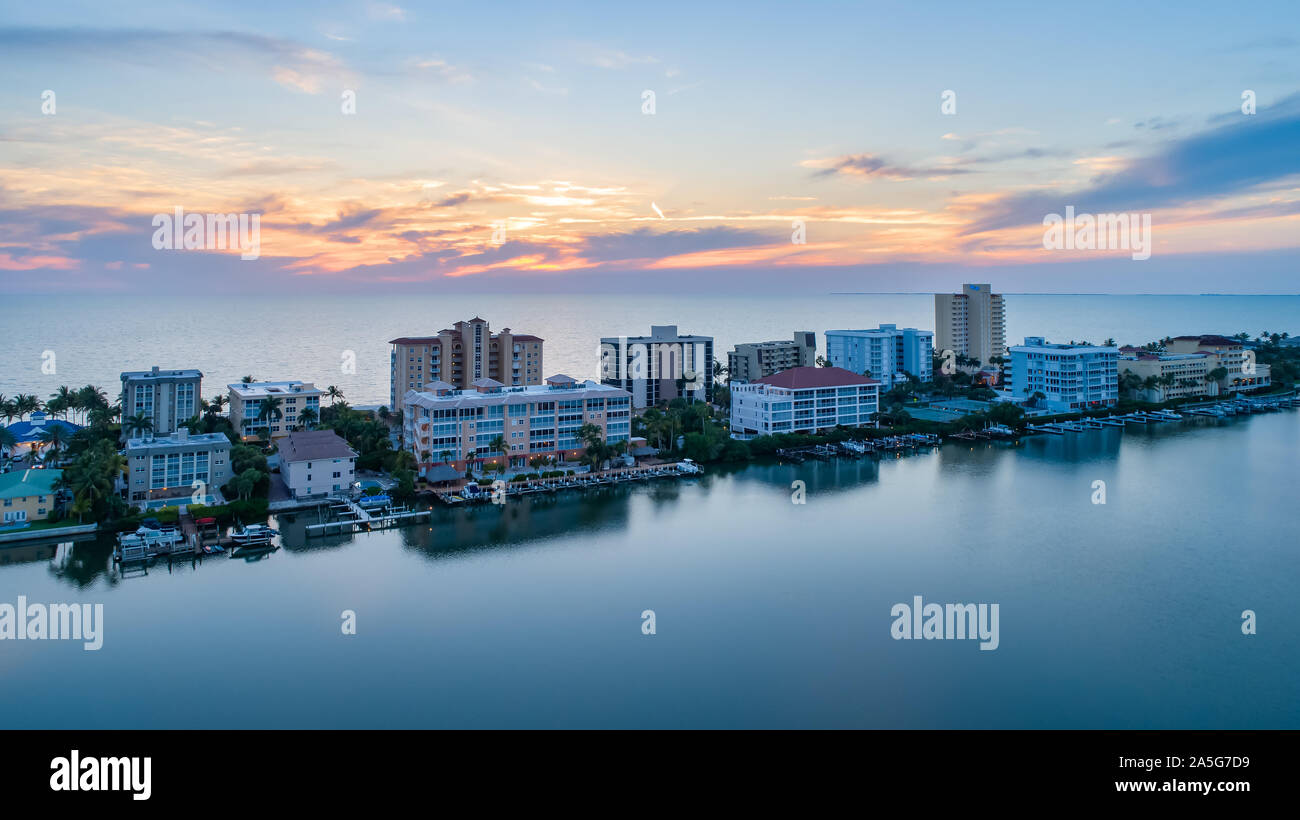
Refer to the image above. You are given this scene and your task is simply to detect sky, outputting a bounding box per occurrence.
[1,0,1298,294]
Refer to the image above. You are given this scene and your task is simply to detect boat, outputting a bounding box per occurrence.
[229,524,279,544]
[676,459,703,475]
[358,493,392,508]
[116,526,183,548]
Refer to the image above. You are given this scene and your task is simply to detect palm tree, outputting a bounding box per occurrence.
[439,449,452,464]
[296,407,318,430]
[38,424,67,457]
[241,375,255,384]
[489,433,506,456]
[15,394,41,421]
[77,386,107,422]
[179,414,204,434]
[326,385,345,406]
[208,395,227,416]
[124,411,153,440]
[0,426,16,456]
[51,386,76,420]
[232,469,260,501]
[257,395,284,440]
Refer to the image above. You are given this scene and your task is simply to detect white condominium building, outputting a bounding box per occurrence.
[825,324,933,385]
[1008,337,1118,413]
[730,366,881,440]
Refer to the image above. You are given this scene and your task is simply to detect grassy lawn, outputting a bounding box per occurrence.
[0,518,95,534]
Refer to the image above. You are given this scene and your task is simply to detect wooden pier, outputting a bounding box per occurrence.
[305,496,431,537]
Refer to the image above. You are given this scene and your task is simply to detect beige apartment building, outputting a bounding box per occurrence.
[228,381,323,442]
[390,318,544,409]
[727,332,817,383]
[1166,335,1271,392]
[935,284,1006,365]
[401,375,631,473]
[1119,351,1218,402]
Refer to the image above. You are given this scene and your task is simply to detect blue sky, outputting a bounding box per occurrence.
[1,0,1298,293]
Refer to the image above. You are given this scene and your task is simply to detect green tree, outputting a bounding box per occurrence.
[256,395,284,440]
[124,411,153,439]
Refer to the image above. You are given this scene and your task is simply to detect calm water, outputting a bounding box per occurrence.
[1,293,1296,403]
[1,412,1297,728]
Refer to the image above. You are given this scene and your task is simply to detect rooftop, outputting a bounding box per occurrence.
[4,412,82,443]
[827,324,933,336]
[752,366,880,389]
[1011,337,1118,352]
[1172,334,1240,347]
[125,431,231,451]
[0,468,62,499]
[228,380,320,398]
[404,377,630,410]
[600,325,713,343]
[279,430,358,463]
[121,366,202,381]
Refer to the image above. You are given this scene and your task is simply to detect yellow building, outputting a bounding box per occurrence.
[1119,351,1218,402]
[0,469,62,526]
[1165,335,1271,392]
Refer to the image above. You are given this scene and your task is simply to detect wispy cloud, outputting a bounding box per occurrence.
[964,92,1300,235]
[803,153,972,181]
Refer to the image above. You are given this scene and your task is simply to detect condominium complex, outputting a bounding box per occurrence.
[124,430,232,506]
[1119,350,1218,402]
[1166,335,1271,392]
[727,332,817,383]
[401,375,633,473]
[599,325,714,408]
[389,318,544,409]
[729,366,881,440]
[278,430,358,500]
[935,284,1006,365]
[120,366,202,438]
[825,324,934,385]
[228,381,322,442]
[1008,337,1118,413]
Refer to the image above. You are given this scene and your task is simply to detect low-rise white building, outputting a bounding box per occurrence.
[1008,337,1118,413]
[278,430,357,500]
[730,366,881,440]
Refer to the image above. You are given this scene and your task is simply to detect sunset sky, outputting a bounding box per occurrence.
[2,1,1299,294]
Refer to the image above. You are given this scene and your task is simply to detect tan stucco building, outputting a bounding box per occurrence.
[390,318,544,410]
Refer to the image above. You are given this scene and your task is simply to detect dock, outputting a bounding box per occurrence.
[305,496,431,536]
[433,462,704,505]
